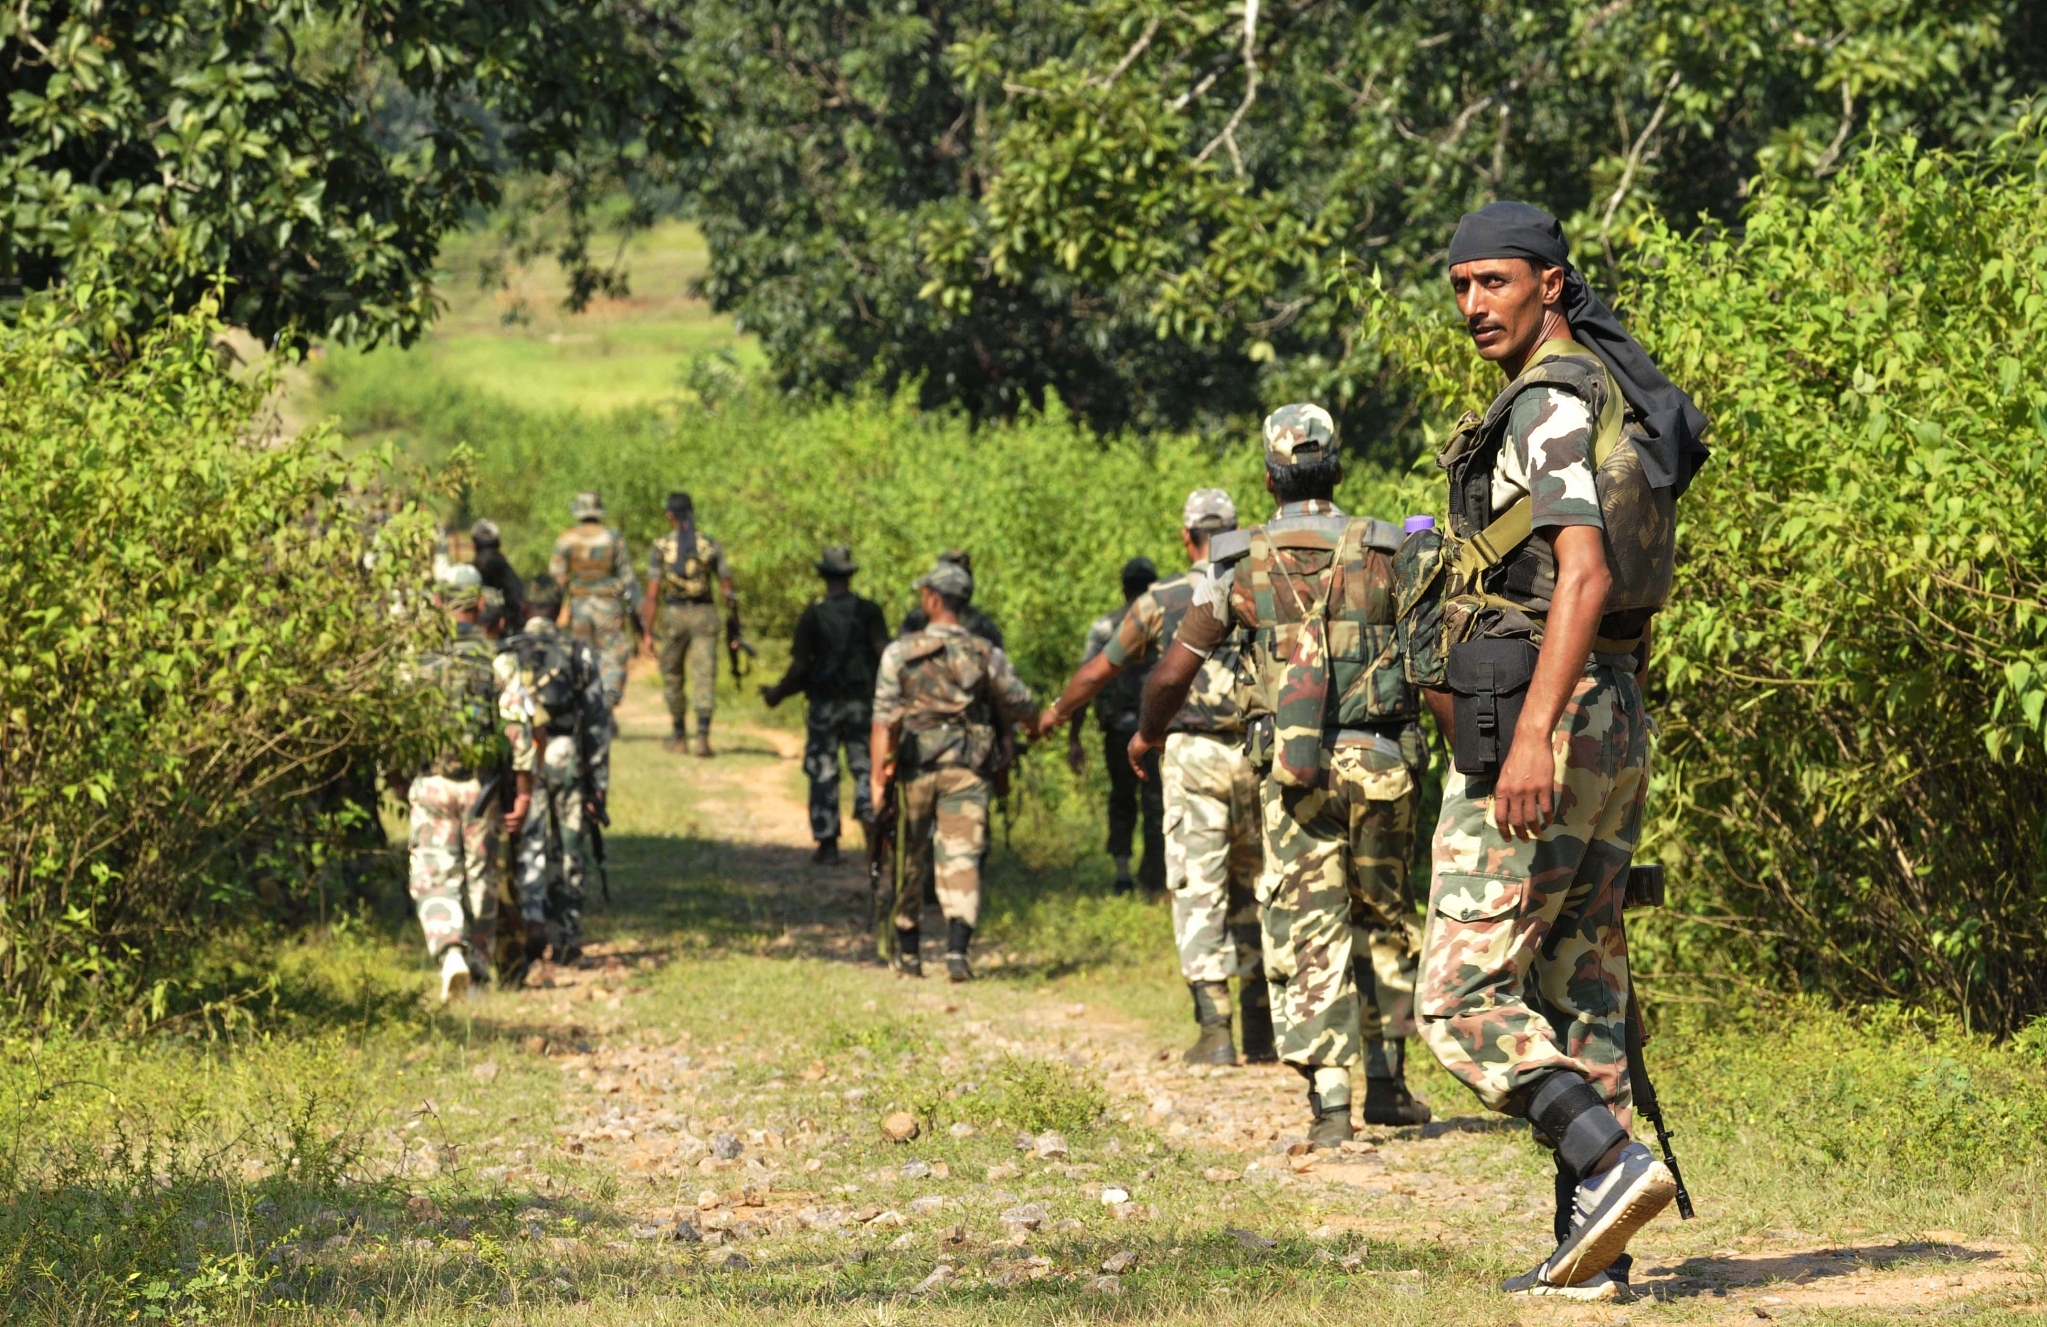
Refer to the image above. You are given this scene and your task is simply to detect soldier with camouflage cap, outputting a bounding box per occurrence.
[1136,405,1433,1145]
[640,491,735,756]
[399,564,536,1001]
[870,560,1035,981]
[899,549,1005,648]
[1036,489,1274,1066]
[549,491,636,717]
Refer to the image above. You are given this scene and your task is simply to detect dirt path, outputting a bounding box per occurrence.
[508,662,2039,1316]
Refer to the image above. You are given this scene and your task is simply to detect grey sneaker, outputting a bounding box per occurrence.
[1544,1142,1675,1287]
[1503,1260,1633,1301]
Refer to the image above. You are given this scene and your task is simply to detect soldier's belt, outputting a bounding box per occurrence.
[662,595,716,606]
[1324,727,1405,760]
[1591,650,1640,671]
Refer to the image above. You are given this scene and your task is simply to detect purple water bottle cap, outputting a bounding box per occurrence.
[1403,514,1436,533]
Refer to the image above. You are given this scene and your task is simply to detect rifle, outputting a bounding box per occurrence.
[1621,863,1695,1220]
[726,597,758,681]
[584,786,611,907]
[868,760,902,964]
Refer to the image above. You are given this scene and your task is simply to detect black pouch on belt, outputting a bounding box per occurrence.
[1445,636,1538,778]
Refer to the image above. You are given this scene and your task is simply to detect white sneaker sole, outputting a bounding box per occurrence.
[1550,1159,1676,1286]
[440,964,471,1003]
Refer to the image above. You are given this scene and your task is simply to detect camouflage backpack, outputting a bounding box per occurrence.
[894,630,999,773]
[657,530,717,602]
[423,628,509,776]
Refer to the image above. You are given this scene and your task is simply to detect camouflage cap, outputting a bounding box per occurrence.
[435,562,484,610]
[469,517,501,545]
[914,560,973,600]
[815,544,859,576]
[1182,487,1238,532]
[1262,404,1337,465]
[570,490,604,521]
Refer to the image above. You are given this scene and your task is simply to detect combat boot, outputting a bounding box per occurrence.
[813,838,841,866]
[691,721,714,758]
[1182,981,1237,1065]
[1362,1039,1434,1126]
[893,925,922,978]
[662,724,688,755]
[1306,1089,1355,1148]
[945,919,974,983]
[1237,978,1277,1063]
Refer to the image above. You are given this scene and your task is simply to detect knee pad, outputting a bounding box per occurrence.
[1527,1072,1627,1179]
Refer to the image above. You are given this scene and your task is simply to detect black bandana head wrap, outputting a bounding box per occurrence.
[1448,201,1710,497]
[666,490,697,552]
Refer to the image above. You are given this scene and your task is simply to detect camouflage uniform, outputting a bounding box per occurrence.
[1415,344,1658,1117]
[872,618,1034,935]
[1171,405,1426,1127]
[550,492,635,711]
[769,565,890,844]
[502,612,611,960]
[1107,564,1259,985]
[648,526,731,736]
[408,617,535,968]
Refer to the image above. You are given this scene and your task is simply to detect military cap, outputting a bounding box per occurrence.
[1182,487,1238,532]
[570,490,605,521]
[1262,404,1337,465]
[914,560,974,600]
[815,544,859,576]
[938,548,973,574]
[470,517,501,546]
[435,561,484,609]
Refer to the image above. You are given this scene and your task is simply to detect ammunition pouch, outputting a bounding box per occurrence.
[1446,635,1537,778]
[900,720,993,774]
[1244,714,1275,774]
[1623,863,1666,910]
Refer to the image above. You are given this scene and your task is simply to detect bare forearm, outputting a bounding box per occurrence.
[1136,643,1203,744]
[1047,653,1120,727]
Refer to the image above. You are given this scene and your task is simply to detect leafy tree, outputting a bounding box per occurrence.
[0,0,698,350]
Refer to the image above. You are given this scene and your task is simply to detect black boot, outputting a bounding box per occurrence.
[946,919,973,982]
[893,925,922,977]
[1237,978,1277,1063]
[1362,1039,1433,1125]
[812,837,841,865]
[1183,981,1237,1064]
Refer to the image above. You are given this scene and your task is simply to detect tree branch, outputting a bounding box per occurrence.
[1097,16,1161,90]
[1811,79,1856,178]
[1193,0,1259,174]
[1597,69,1680,270]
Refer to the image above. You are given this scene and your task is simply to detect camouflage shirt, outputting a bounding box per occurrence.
[550,521,634,599]
[1082,604,1148,733]
[1175,500,1347,653]
[1106,562,1247,735]
[1492,385,1602,531]
[420,622,536,778]
[873,623,1034,772]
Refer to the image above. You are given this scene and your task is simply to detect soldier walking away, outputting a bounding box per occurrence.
[1036,491,1272,1064]
[550,491,636,716]
[870,560,1035,982]
[898,549,1004,647]
[1137,406,1433,1146]
[1404,202,1710,1298]
[642,491,735,757]
[762,545,890,865]
[470,518,526,629]
[1066,558,1164,897]
[397,564,535,1001]
[502,574,611,970]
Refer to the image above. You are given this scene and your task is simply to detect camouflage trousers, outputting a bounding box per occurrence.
[805,697,873,843]
[1161,732,1262,984]
[516,734,593,954]
[1417,660,1647,1121]
[1257,742,1420,1073]
[895,765,989,930]
[569,593,634,712]
[408,774,503,961]
[656,600,720,728]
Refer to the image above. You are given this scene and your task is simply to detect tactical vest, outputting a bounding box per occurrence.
[562,523,624,595]
[502,628,583,738]
[895,629,1000,773]
[1440,340,1676,650]
[656,530,717,603]
[423,628,509,777]
[1151,569,1250,736]
[1220,511,1413,786]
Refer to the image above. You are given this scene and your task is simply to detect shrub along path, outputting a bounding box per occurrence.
[481,659,2041,1321]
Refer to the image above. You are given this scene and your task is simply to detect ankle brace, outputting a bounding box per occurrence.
[1528,1072,1627,1179]
[946,918,973,956]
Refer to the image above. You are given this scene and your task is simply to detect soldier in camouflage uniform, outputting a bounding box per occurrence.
[763,545,891,864]
[898,549,1004,647]
[550,490,635,716]
[1069,557,1163,896]
[401,564,535,1001]
[641,491,735,756]
[502,574,610,970]
[1138,406,1432,1145]
[1405,202,1708,1295]
[870,560,1035,982]
[1037,490,1273,1065]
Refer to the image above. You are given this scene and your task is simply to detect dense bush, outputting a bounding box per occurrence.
[0,293,446,1018]
[1356,134,2047,1034]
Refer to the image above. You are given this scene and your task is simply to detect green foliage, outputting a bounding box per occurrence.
[0,290,447,1017]
[679,0,2045,438]
[0,0,698,349]
[1346,134,2047,1033]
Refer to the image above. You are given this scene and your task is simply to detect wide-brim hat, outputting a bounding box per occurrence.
[815,544,859,576]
